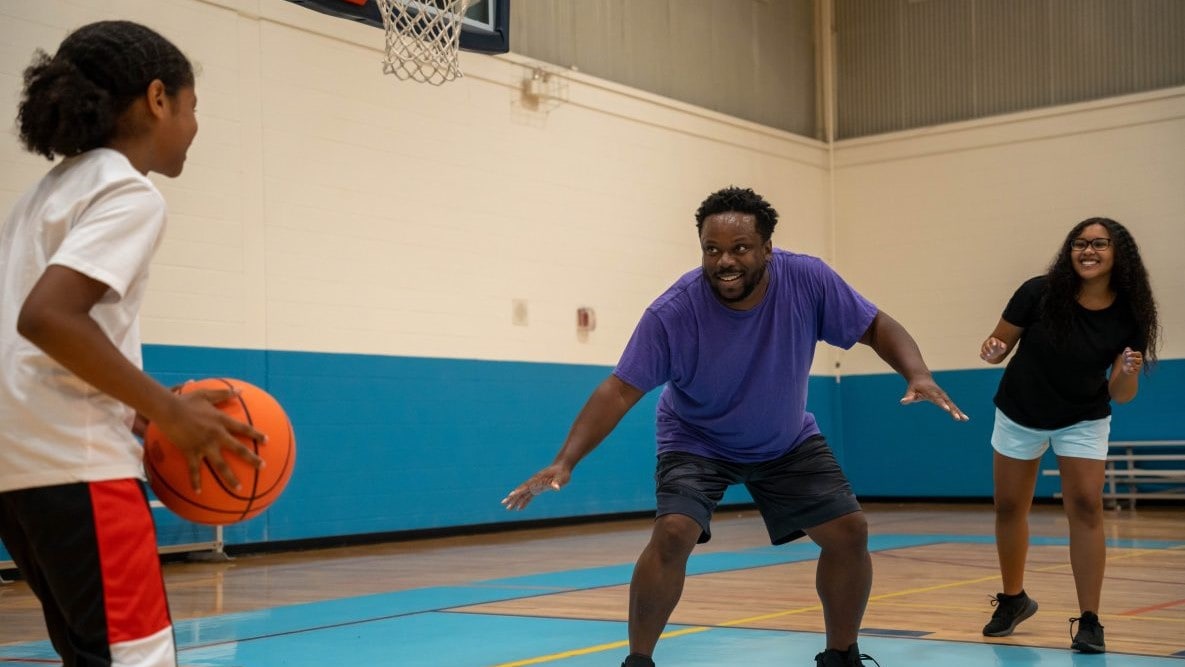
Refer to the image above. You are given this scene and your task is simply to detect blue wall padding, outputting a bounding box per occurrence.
[837,362,1184,498]
[1,347,1180,560]
[837,368,1006,497]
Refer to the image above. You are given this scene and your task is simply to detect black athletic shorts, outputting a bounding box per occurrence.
[0,479,176,666]
[654,434,862,545]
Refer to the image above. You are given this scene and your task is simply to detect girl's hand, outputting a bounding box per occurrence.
[980,336,1008,363]
[1121,347,1143,375]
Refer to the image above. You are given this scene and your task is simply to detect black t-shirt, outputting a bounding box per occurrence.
[994,276,1145,429]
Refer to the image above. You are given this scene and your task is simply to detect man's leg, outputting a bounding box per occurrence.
[627,513,703,657]
[803,511,870,651]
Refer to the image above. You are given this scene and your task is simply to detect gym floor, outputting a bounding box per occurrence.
[1,503,1182,666]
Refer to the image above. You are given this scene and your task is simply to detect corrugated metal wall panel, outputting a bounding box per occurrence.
[836,0,1185,139]
[510,0,1182,140]
[1050,0,1137,103]
[512,0,817,137]
[902,0,976,129]
[753,0,818,135]
[836,0,903,138]
[1134,0,1185,90]
[976,0,1052,116]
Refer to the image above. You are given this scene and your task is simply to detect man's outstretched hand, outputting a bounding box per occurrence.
[502,464,570,511]
[900,377,970,422]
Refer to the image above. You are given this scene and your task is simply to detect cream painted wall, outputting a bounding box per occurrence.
[833,88,1185,375]
[0,0,831,367]
[5,1,1176,380]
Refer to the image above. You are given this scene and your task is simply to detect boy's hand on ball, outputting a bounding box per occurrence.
[158,388,267,492]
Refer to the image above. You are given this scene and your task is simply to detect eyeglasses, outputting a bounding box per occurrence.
[1070,238,1112,251]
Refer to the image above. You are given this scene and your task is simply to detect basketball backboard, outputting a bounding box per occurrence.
[286,0,510,54]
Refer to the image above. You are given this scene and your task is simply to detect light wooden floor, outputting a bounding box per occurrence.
[1,502,1183,659]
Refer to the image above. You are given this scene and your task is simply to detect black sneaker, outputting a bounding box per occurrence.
[1070,611,1106,653]
[982,591,1038,636]
[814,642,881,666]
[622,654,655,667]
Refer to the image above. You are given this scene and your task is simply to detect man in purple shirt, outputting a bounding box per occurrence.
[503,187,968,667]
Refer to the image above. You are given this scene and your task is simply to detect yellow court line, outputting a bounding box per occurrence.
[871,600,1185,624]
[711,544,1185,627]
[718,602,823,626]
[1102,544,1185,562]
[489,543,1185,665]
[711,572,1007,628]
[490,627,711,667]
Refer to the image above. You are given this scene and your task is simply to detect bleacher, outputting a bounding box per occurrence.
[1043,440,1185,509]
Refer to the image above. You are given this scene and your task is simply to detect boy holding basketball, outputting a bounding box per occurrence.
[0,21,263,667]
[504,187,968,667]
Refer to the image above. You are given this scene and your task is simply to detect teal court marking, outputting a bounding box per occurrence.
[6,611,1184,666]
[0,534,1181,665]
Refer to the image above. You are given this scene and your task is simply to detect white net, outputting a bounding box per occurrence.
[375,0,470,85]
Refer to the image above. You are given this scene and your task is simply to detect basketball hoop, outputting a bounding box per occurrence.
[374,0,472,85]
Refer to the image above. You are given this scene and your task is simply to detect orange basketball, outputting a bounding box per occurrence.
[143,378,296,525]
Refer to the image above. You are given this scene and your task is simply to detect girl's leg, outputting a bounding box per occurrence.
[1057,455,1107,613]
[993,451,1042,593]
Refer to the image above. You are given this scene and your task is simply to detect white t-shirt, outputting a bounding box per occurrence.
[0,148,167,493]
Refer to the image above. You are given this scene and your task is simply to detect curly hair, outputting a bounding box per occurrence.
[1043,217,1160,371]
[17,20,194,160]
[694,187,779,241]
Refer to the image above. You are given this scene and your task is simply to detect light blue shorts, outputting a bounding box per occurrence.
[991,408,1111,461]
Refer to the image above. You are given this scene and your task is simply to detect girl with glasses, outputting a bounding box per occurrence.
[976,217,1160,654]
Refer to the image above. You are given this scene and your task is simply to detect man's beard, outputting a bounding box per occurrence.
[705,264,766,304]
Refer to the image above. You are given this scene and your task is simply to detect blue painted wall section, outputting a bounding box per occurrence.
[260,350,661,542]
[836,362,1185,498]
[1,348,1180,561]
[837,368,1006,498]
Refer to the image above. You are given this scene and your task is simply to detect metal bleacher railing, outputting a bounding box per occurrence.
[1043,440,1185,509]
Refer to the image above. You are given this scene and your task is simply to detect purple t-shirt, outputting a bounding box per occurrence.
[613,248,878,463]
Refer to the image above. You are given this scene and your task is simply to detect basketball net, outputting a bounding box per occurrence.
[374,0,472,85]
